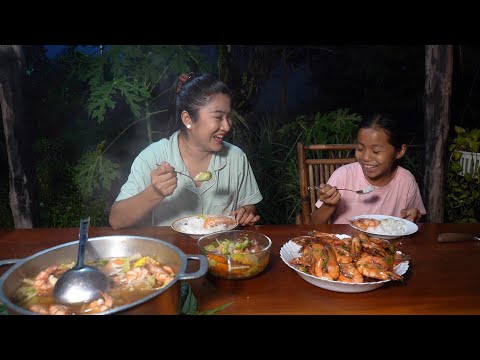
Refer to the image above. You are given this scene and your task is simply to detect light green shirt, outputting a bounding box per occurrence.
[115,131,263,226]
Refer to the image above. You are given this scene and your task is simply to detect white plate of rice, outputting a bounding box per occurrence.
[349,214,418,239]
[171,214,238,239]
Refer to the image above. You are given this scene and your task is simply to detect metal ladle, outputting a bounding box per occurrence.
[53,217,108,304]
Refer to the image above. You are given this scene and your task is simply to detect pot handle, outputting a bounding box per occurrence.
[177,254,209,280]
[0,259,19,267]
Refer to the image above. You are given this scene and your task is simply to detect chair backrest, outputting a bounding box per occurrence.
[296,142,357,224]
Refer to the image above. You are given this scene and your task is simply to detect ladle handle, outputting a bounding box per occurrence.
[76,217,90,269]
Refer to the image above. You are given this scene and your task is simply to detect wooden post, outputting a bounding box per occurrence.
[0,45,38,228]
[424,45,453,223]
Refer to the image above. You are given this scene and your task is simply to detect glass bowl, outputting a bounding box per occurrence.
[197,230,272,279]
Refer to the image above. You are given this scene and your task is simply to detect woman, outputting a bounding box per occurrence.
[311,113,426,224]
[109,73,262,229]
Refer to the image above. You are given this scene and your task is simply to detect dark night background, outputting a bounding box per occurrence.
[21,44,480,144]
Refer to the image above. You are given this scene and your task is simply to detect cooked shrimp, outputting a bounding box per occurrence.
[29,304,49,314]
[310,243,328,278]
[355,254,402,281]
[49,304,73,315]
[331,245,353,264]
[360,238,389,258]
[33,265,59,296]
[338,263,364,283]
[323,244,340,280]
[125,267,150,283]
[351,218,380,231]
[351,236,362,259]
[309,243,339,280]
[82,291,113,314]
[357,232,390,248]
[312,231,346,244]
[204,216,237,229]
[145,263,175,286]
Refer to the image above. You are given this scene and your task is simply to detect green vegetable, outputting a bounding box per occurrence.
[0,302,7,315]
[180,282,233,315]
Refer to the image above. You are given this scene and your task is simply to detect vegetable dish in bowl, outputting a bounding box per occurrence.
[197,230,271,279]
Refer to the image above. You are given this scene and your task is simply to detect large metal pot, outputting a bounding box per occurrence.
[0,235,208,315]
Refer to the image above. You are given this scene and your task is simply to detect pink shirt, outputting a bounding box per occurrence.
[315,162,427,224]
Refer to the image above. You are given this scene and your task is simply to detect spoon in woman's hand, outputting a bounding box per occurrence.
[308,185,375,195]
[53,217,108,304]
[156,164,212,182]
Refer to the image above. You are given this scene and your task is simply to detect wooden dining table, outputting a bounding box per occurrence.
[1,222,480,315]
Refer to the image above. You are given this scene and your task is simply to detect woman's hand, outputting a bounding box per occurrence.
[231,205,260,226]
[151,161,177,198]
[400,208,422,223]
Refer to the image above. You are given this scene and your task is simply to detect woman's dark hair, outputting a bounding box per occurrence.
[358,113,405,150]
[174,73,232,131]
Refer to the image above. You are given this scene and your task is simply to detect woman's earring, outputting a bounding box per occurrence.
[186,124,191,129]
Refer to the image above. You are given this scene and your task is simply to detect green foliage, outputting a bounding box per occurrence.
[34,137,110,227]
[74,45,208,124]
[73,142,121,198]
[445,126,480,223]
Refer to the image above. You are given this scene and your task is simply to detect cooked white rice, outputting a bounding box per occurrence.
[366,218,407,235]
[175,216,229,235]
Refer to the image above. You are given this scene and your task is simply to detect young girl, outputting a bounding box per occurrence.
[109,73,263,229]
[311,114,426,224]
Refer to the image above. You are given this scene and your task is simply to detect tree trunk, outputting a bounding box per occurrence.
[423,45,453,223]
[0,45,38,228]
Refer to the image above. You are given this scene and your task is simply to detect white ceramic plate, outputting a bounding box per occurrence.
[171,214,238,239]
[279,234,409,293]
[349,214,419,240]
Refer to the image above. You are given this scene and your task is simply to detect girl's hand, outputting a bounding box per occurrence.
[400,208,421,223]
[151,161,177,197]
[317,184,341,206]
[231,205,260,226]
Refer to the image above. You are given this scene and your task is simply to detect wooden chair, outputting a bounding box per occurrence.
[296,142,357,224]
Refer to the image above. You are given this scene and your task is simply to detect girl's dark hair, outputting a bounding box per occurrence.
[358,113,405,149]
[174,73,232,131]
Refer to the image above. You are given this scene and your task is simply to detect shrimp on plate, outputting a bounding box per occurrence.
[204,216,237,229]
[351,218,380,231]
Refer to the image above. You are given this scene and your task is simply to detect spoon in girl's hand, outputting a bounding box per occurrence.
[308,185,374,195]
[156,164,212,182]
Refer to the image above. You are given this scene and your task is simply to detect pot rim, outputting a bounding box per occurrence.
[0,235,207,315]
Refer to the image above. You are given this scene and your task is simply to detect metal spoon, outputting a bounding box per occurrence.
[156,163,212,182]
[53,217,108,304]
[308,185,375,195]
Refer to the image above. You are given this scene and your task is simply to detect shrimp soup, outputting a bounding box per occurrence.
[12,254,176,315]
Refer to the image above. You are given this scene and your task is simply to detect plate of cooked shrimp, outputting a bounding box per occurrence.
[349,214,418,240]
[280,232,409,293]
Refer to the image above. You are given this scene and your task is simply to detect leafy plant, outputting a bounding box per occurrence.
[445,126,480,222]
[180,282,233,315]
